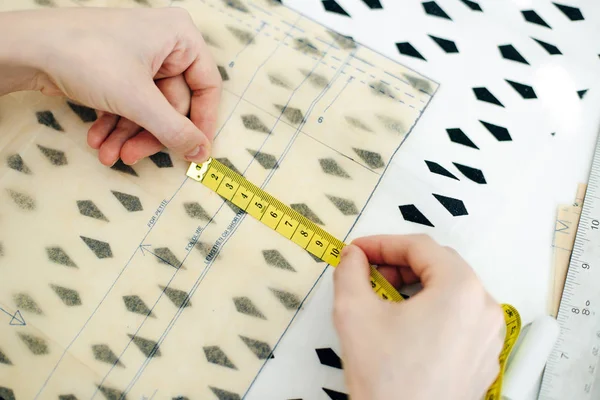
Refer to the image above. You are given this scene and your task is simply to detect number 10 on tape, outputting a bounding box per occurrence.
[186,159,404,302]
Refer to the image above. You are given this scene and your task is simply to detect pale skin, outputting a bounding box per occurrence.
[0,7,505,400]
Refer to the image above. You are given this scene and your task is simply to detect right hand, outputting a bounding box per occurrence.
[333,235,505,400]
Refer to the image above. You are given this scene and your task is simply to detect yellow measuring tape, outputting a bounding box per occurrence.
[186,158,521,398]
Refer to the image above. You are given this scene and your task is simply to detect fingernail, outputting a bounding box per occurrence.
[185,145,207,162]
[341,245,352,257]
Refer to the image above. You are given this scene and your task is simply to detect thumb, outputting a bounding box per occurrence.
[117,78,211,163]
[333,244,374,301]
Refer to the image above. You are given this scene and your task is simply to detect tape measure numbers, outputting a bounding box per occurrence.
[186,158,521,397]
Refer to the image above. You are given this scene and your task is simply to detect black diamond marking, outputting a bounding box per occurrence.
[204,346,236,369]
[268,73,292,89]
[316,348,342,369]
[473,87,504,107]
[423,1,451,20]
[522,10,551,28]
[92,344,124,367]
[553,2,583,21]
[322,0,349,16]
[377,114,405,135]
[195,241,218,259]
[425,160,459,180]
[301,69,330,89]
[453,163,487,184]
[241,114,270,133]
[247,149,279,169]
[225,200,245,215]
[461,0,482,11]
[404,73,434,94]
[233,297,266,319]
[307,251,324,263]
[36,110,63,131]
[319,158,351,178]
[290,203,324,224]
[323,388,348,400]
[216,158,243,175]
[59,395,79,400]
[128,334,161,358]
[399,205,434,227]
[360,0,382,8]
[499,44,529,65]
[480,120,512,141]
[14,293,42,315]
[112,191,143,212]
[209,387,241,400]
[80,236,113,259]
[0,348,11,365]
[345,116,372,132]
[226,26,255,45]
[47,247,77,267]
[110,159,138,176]
[533,38,561,55]
[160,285,191,308]
[294,37,321,55]
[353,148,384,169]
[326,30,356,49]
[446,128,478,149]
[97,385,126,400]
[51,285,82,306]
[222,0,249,13]
[7,154,31,174]
[275,104,305,124]
[184,202,213,222]
[77,200,108,221]
[578,89,588,99]
[153,247,183,269]
[0,387,15,400]
[7,189,35,210]
[270,288,300,310]
[433,194,468,216]
[67,101,97,122]
[396,42,426,60]
[218,65,230,81]
[327,195,359,215]
[428,35,458,53]
[123,295,155,317]
[240,336,273,359]
[149,152,173,168]
[506,80,537,99]
[18,333,49,355]
[37,144,67,166]
[262,249,295,271]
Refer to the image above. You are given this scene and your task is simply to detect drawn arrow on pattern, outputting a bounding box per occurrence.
[138,244,178,269]
[0,307,26,326]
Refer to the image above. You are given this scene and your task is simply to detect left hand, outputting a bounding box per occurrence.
[2,7,222,166]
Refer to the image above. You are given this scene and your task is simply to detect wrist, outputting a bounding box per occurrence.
[0,10,50,95]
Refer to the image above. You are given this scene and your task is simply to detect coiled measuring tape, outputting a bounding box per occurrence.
[186,158,521,398]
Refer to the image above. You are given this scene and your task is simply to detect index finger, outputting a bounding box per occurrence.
[349,234,471,286]
[184,36,222,142]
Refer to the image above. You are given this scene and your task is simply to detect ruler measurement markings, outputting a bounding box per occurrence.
[188,159,518,396]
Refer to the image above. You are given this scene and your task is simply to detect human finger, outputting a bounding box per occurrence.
[350,235,472,286]
[181,37,222,141]
[119,75,192,164]
[87,112,118,149]
[334,245,377,301]
[112,74,211,163]
[98,117,142,166]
